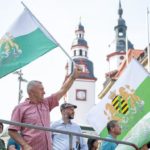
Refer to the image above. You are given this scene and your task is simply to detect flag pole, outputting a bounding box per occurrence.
[21,1,75,66]
[147,7,150,72]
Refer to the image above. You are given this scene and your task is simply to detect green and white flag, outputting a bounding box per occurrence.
[0,8,58,78]
[116,112,150,150]
[86,59,150,140]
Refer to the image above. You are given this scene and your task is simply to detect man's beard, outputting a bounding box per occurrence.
[68,114,74,120]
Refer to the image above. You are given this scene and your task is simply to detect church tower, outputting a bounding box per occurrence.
[107,0,134,70]
[65,21,97,126]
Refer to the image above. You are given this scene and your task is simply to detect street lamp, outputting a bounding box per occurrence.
[13,70,28,104]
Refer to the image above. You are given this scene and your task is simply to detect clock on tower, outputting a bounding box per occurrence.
[76,89,86,101]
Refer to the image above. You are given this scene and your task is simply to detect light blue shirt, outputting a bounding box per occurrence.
[51,119,88,150]
[100,134,117,150]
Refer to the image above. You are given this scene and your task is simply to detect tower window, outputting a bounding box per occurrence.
[118,28,124,37]
[118,32,123,37]
[85,51,87,57]
[74,50,76,56]
[79,49,82,56]
[118,40,125,50]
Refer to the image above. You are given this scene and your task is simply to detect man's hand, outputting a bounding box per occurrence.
[72,64,82,79]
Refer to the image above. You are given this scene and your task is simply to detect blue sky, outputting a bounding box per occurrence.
[0,0,150,129]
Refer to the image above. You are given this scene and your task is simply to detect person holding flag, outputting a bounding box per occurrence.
[8,64,82,150]
[1,2,83,150]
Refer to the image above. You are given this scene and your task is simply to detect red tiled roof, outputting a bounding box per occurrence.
[114,49,144,79]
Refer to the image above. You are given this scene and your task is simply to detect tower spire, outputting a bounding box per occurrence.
[71,21,87,58]
[118,0,123,18]
[107,0,134,69]
[114,0,134,52]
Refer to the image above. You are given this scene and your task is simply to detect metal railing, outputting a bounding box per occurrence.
[0,119,139,150]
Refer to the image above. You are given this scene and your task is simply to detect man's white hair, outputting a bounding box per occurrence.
[27,80,42,93]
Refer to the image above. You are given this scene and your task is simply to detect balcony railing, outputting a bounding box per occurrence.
[0,119,139,150]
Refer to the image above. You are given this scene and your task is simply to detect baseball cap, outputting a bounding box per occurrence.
[60,103,77,111]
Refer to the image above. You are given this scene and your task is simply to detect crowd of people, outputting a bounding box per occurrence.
[0,119,121,150]
[0,117,121,150]
[0,64,149,150]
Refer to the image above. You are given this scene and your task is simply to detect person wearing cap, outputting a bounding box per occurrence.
[8,64,82,150]
[0,122,6,150]
[51,103,88,150]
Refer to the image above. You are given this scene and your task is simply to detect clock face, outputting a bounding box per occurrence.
[76,90,86,101]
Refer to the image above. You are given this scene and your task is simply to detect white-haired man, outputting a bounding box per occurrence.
[8,65,82,150]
